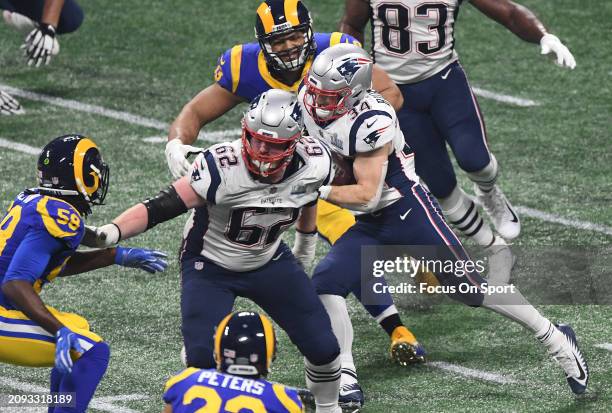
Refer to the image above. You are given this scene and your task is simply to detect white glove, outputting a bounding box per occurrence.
[292,230,318,270]
[540,33,576,69]
[0,90,23,115]
[81,224,121,248]
[22,23,60,67]
[165,138,203,179]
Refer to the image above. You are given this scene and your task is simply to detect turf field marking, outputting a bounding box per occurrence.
[472,87,540,107]
[429,361,518,384]
[516,206,612,236]
[0,137,41,155]
[0,377,147,413]
[595,343,612,352]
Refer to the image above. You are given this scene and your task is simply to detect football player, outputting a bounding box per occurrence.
[163,311,304,413]
[0,134,168,413]
[298,44,588,405]
[1,0,84,67]
[0,89,23,115]
[340,0,575,248]
[164,0,423,391]
[86,90,345,413]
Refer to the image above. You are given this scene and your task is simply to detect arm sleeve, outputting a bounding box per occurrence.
[3,230,64,285]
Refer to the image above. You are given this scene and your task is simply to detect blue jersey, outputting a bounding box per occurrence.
[163,368,304,413]
[214,32,361,101]
[0,191,84,309]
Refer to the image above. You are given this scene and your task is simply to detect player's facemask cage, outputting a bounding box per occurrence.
[255,0,315,72]
[303,75,352,123]
[241,119,300,177]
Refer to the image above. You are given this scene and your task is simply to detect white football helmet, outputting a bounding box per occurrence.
[303,43,372,122]
[241,89,303,177]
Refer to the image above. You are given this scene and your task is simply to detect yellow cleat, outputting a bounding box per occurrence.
[390,326,426,366]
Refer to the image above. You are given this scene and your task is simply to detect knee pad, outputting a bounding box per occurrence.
[57,2,84,34]
[299,327,340,366]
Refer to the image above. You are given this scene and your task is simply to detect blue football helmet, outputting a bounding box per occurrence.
[36,134,109,215]
[214,311,277,378]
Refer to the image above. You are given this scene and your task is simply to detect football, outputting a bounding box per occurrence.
[331,151,356,185]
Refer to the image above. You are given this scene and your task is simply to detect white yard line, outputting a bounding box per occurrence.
[429,361,517,384]
[0,377,146,413]
[595,343,612,352]
[516,206,612,236]
[472,87,540,107]
[0,84,168,131]
[0,137,42,155]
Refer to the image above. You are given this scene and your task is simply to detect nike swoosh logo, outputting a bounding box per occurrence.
[366,120,376,128]
[574,357,586,382]
[505,201,519,223]
[272,252,284,261]
[339,389,361,396]
[400,208,412,220]
[441,68,452,80]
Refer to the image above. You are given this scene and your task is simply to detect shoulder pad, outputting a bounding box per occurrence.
[349,107,395,154]
[35,196,83,247]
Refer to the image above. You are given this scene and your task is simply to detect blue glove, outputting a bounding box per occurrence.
[114,246,168,273]
[55,327,84,374]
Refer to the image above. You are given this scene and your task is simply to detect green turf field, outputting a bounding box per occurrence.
[1,0,611,412]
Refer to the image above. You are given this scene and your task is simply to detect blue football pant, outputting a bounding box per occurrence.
[313,183,486,307]
[397,61,492,199]
[181,242,340,368]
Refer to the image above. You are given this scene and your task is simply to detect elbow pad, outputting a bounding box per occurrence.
[142,185,188,229]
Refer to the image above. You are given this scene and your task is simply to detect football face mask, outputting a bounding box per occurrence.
[303,75,352,123]
[241,121,299,177]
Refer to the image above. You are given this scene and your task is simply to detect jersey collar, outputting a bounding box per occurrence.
[257,51,312,92]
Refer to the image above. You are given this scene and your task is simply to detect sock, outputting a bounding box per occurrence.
[438,185,494,246]
[48,367,62,413]
[54,341,110,413]
[379,313,403,337]
[305,355,341,413]
[481,284,565,354]
[468,155,498,192]
[319,295,356,376]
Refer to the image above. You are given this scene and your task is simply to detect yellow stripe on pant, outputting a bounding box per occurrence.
[0,305,103,367]
[316,200,355,245]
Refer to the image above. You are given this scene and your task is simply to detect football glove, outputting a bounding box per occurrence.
[0,90,23,115]
[292,230,317,270]
[55,327,84,375]
[114,246,168,274]
[540,34,576,69]
[22,23,59,67]
[82,224,121,248]
[165,138,203,179]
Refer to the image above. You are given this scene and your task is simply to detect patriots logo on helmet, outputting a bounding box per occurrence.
[290,102,301,122]
[336,57,371,85]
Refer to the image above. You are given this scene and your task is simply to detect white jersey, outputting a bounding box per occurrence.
[369,0,464,83]
[298,88,419,213]
[183,139,332,272]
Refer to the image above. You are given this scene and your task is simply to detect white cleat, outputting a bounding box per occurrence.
[3,10,36,33]
[474,184,520,240]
